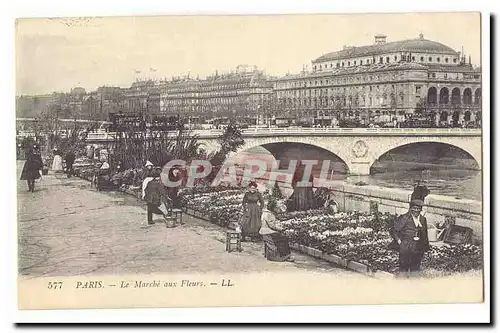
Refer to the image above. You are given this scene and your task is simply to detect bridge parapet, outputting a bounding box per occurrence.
[85,127,481,141]
[238,127,481,137]
[83,127,482,176]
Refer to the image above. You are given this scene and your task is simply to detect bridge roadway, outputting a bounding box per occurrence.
[85,127,482,140]
[83,127,482,176]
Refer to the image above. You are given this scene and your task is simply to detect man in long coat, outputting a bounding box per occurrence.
[390,199,430,277]
[20,144,43,192]
[143,167,171,225]
[64,150,76,178]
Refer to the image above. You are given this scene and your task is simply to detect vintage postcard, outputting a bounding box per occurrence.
[15,12,487,313]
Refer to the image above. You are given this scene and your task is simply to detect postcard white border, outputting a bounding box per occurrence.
[2,0,494,326]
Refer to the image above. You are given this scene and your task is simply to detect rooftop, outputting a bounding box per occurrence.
[313,37,458,63]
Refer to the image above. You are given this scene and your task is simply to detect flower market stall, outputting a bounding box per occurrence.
[180,186,244,227]
[178,186,482,278]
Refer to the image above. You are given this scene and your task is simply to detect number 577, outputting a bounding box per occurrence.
[47,282,63,289]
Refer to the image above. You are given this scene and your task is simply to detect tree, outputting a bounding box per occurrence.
[111,118,204,171]
[206,122,245,183]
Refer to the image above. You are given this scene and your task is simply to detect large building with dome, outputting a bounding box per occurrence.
[273,33,481,127]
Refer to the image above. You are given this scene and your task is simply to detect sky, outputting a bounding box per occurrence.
[15,12,481,96]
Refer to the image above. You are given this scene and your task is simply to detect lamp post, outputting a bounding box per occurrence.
[33,117,38,142]
[256,104,261,125]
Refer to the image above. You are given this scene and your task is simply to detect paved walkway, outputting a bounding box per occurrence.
[17,161,354,277]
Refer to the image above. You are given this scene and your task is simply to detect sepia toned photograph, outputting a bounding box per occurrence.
[14,11,486,312]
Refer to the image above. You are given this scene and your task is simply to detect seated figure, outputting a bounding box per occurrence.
[259,200,294,262]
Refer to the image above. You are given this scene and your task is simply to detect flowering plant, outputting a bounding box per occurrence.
[422,243,482,273]
[180,187,482,275]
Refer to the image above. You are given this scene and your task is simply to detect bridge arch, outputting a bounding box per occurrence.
[194,130,482,176]
[370,141,481,173]
[234,137,352,174]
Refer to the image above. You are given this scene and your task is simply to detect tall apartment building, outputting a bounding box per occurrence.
[160,66,274,123]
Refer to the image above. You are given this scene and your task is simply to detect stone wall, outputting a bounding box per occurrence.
[326,182,482,241]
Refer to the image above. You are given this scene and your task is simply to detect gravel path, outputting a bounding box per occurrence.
[17,161,354,278]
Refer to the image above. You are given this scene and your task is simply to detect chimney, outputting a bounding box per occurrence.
[374,34,387,45]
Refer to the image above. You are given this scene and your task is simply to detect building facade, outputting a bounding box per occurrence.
[274,34,481,126]
[124,80,162,117]
[160,78,201,119]
[17,35,481,128]
[160,66,274,123]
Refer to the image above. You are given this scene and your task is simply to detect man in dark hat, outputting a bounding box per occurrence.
[410,180,430,202]
[20,144,43,192]
[391,199,430,277]
[143,167,172,225]
[64,149,76,178]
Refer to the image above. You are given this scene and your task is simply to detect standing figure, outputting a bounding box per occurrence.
[143,167,172,225]
[51,147,63,173]
[287,165,315,212]
[260,200,294,262]
[141,161,155,200]
[240,181,264,241]
[20,144,43,192]
[144,160,154,177]
[410,180,430,202]
[392,199,430,277]
[167,166,182,209]
[64,150,76,178]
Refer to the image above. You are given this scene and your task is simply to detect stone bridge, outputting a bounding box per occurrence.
[86,127,482,175]
[195,128,482,175]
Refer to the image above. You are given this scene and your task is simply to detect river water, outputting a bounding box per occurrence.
[227,146,482,201]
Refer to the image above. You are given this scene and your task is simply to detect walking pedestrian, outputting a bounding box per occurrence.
[20,144,43,192]
[51,147,63,173]
[64,150,76,178]
[391,199,430,278]
[143,167,172,226]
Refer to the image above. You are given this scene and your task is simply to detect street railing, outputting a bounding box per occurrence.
[85,127,481,141]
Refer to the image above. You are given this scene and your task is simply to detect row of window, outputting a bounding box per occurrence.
[165,83,270,92]
[163,98,250,105]
[275,95,404,108]
[276,84,404,98]
[164,90,269,98]
[276,73,407,89]
[314,55,458,71]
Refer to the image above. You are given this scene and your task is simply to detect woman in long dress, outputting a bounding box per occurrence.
[20,145,43,192]
[52,147,63,172]
[260,202,294,262]
[287,166,315,212]
[240,181,264,241]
